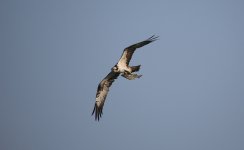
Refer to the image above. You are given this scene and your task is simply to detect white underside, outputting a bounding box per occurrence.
[117,62,130,73]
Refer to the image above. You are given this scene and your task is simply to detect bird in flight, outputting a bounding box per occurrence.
[92,35,158,121]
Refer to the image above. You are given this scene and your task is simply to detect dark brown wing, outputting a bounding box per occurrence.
[92,71,120,121]
[117,35,159,66]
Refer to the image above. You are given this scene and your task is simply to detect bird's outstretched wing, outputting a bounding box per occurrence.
[118,35,159,66]
[92,71,120,121]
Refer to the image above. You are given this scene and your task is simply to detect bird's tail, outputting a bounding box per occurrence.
[131,65,141,72]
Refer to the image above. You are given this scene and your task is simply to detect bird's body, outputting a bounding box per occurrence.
[117,60,131,73]
[92,35,158,121]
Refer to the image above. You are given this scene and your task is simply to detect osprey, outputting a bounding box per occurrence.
[92,35,158,121]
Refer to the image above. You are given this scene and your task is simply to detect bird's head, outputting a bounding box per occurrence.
[111,65,119,72]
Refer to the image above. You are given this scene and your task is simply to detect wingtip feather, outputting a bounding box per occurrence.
[147,35,159,42]
[92,102,103,121]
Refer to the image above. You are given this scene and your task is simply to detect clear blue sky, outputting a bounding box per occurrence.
[1,0,244,150]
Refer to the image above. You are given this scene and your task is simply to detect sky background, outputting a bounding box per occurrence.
[1,0,244,150]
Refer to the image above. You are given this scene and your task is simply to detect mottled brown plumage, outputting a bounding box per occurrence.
[118,35,159,66]
[92,71,120,121]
